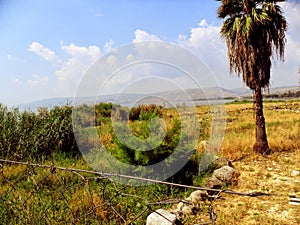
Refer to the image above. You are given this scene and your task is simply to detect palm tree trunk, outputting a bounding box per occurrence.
[253,86,270,154]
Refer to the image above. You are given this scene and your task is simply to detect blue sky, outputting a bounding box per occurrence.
[0,0,299,106]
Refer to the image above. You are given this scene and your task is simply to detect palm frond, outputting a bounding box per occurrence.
[217,0,243,18]
[217,0,287,89]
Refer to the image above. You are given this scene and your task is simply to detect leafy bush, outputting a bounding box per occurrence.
[0,104,78,160]
[0,102,202,184]
[0,104,20,158]
[129,104,163,121]
[95,102,113,118]
[109,116,200,184]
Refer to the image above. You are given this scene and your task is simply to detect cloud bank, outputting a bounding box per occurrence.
[28,42,56,61]
[24,2,299,102]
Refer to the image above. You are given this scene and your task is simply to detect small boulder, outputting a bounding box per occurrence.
[185,197,192,202]
[205,176,223,189]
[291,170,300,177]
[146,209,177,225]
[181,206,193,215]
[211,157,233,170]
[213,166,240,184]
[190,190,209,203]
[205,176,223,195]
[200,140,208,149]
[176,202,184,211]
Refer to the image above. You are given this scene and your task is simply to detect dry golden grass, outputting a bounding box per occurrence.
[69,186,108,220]
[220,100,300,160]
[191,100,300,225]
[211,150,300,225]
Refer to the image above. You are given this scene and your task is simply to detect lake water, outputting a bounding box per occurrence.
[121,99,233,108]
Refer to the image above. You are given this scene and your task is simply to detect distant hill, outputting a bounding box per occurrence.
[18,85,299,111]
[153,86,238,100]
[19,97,74,111]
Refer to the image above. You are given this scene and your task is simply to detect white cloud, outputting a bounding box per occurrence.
[106,55,117,65]
[199,19,208,27]
[177,34,188,42]
[269,1,300,87]
[28,42,56,61]
[27,75,49,87]
[178,5,300,89]
[281,1,300,37]
[55,43,101,81]
[7,54,27,63]
[55,57,83,81]
[126,53,134,61]
[133,29,162,43]
[23,5,299,104]
[187,21,222,50]
[90,8,104,17]
[176,21,234,88]
[61,43,100,61]
[102,71,134,93]
[130,9,300,91]
[129,27,231,90]
[12,78,22,85]
[104,39,115,53]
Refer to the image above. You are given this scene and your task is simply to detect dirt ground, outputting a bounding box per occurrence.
[210,150,300,225]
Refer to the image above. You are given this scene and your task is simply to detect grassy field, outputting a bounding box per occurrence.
[186,100,300,224]
[0,99,299,224]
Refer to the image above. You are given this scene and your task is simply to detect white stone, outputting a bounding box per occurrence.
[213,165,240,183]
[181,206,193,215]
[291,170,300,177]
[185,197,192,202]
[200,140,208,148]
[190,190,208,203]
[146,209,177,225]
[177,202,184,211]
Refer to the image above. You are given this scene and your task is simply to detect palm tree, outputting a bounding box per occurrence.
[217,0,287,154]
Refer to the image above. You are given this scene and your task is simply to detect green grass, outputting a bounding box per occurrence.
[0,158,189,224]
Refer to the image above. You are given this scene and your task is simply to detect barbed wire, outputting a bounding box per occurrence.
[0,158,274,225]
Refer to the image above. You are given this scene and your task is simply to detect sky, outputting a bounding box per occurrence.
[0,0,299,106]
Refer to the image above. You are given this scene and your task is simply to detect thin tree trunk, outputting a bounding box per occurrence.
[253,86,270,154]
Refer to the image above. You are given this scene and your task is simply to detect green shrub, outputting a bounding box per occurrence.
[129,104,162,121]
[0,104,20,158]
[0,104,78,160]
[109,116,200,184]
[95,102,113,118]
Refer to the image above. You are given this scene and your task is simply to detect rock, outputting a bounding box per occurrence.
[200,140,208,149]
[181,206,193,215]
[291,170,300,177]
[213,166,240,184]
[177,202,184,211]
[185,197,192,202]
[211,157,233,170]
[205,176,223,189]
[146,209,177,225]
[190,190,209,203]
[205,176,223,195]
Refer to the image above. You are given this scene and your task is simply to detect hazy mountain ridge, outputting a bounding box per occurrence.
[18,85,299,111]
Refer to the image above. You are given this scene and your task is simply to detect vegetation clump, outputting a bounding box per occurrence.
[0,104,78,160]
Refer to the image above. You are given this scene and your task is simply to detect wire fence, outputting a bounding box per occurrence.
[0,159,273,225]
